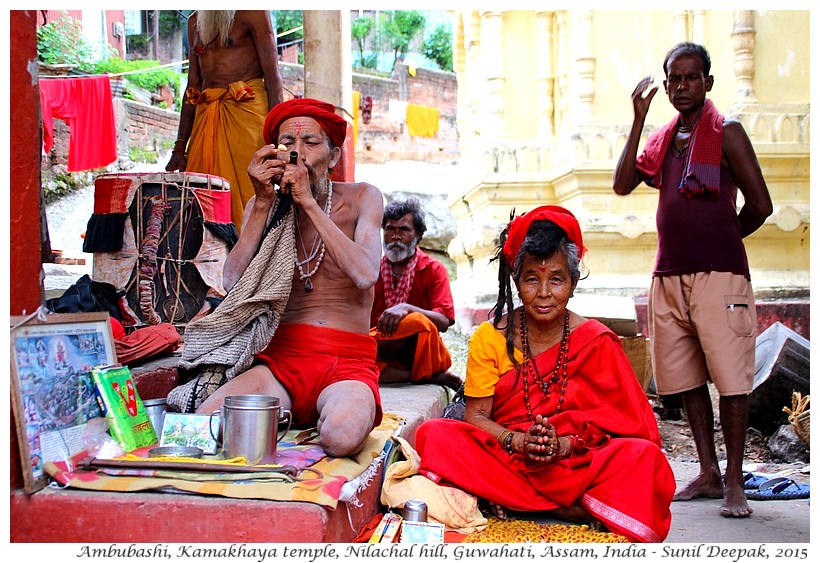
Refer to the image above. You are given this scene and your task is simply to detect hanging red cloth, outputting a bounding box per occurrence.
[40,75,117,172]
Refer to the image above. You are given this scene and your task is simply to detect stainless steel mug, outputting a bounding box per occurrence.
[402,499,428,522]
[209,395,292,465]
[143,398,167,437]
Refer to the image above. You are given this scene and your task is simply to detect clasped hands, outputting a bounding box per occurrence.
[516,414,570,463]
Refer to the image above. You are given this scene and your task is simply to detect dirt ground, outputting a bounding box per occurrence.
[649,394,776,464]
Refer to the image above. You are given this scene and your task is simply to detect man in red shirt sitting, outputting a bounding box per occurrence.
[370,198,461,390]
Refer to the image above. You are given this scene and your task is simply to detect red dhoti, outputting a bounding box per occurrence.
[255,323,382,428]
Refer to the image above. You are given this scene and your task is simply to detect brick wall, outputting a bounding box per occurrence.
[119,98,180,159]
[278,62,459,164]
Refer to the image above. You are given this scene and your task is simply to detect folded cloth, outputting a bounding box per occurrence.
[115,323,180,365]
[40,76,117,171]
[636,98,724,198]
[44,414,402,510]
[388,99,408,124]
[227,80,256,102]
[405,103,439,138]
[381,436,487,533]
[371,312,452,383]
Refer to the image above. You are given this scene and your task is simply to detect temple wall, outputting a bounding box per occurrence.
[447,10,810,316]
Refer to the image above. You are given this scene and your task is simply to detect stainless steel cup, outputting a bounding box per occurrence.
[142,398,167,437]
[402,499,428,522]
[209,395,292,465]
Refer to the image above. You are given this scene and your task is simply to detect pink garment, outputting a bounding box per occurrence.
[40,76,117,172]
[636,98,724,199]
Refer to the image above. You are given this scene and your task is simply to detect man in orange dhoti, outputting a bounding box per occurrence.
[370,199,461,390]
[166,10,284,230]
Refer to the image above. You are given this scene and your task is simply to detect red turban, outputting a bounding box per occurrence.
[263,98,347,148]
[502,205,586,270]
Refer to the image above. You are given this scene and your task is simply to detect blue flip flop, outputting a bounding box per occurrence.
[743,472,768,490]
[746,477,810,500]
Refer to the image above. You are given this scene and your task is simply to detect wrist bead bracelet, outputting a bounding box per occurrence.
[504,431,514,454]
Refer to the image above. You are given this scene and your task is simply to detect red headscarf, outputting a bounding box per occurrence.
[502,205,586,270]
[263,98,347,148]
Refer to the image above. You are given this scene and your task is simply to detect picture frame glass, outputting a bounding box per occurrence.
[160,413,219,455]
[10,312,117,493]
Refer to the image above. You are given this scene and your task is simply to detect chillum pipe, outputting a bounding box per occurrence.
[289,151,298,165]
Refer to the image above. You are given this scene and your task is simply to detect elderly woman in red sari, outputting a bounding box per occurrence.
[416,206,675,543]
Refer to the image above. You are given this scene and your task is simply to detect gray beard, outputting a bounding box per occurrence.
[197,10,236,45]
[384,240,416,263]
[311,175,330,201]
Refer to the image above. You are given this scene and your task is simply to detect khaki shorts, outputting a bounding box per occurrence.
[649,272,756,396]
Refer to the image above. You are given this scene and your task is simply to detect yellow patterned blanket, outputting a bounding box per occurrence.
[43,414,402,510]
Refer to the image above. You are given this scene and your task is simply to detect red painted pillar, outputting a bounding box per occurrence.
[9,10,43,493]
[10,10,43,316]
[329,122,355,183]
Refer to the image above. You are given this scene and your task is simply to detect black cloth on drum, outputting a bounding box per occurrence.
[204,221,239,249]
[82,212,129,253]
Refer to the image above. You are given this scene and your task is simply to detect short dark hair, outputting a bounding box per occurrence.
[382,198,427,239]
[663,42,711,77]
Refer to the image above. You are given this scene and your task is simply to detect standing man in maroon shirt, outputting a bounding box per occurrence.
[613,42,772,519]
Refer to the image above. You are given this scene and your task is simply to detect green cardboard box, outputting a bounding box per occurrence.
[92,365,157,451]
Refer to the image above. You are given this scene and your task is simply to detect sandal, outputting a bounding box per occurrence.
[746,477,810,500]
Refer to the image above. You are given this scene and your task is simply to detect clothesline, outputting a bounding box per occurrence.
[41,59,189,79]
[110,59,188,76]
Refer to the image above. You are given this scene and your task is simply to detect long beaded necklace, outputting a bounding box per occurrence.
[294,181,333,291]
[519,308,570,421]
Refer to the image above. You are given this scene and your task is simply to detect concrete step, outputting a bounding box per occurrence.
[10,360,450,543]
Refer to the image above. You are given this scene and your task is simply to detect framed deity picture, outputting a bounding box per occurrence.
[10,312,117,494]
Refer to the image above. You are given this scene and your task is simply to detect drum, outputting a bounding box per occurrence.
[88,172,235,328]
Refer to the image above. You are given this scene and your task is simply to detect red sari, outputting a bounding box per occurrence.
[416,319,675,543]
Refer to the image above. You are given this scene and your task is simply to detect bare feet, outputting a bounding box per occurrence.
[487,501,605,530]
[673,468,724,501]
[549,504,601,527]
[720,483,753,518]
[489,502,508,520]
[430,370,463,392]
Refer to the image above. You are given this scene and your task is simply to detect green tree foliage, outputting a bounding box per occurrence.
[158,10,190,37]
[91,57,181,98]
[37,13,97,66]
[423,24,453,72]
[379,11,426,70]
[351,16,375,69]
[273,10,304,42]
